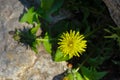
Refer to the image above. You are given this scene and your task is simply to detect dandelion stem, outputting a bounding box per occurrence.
[79,52,93,69]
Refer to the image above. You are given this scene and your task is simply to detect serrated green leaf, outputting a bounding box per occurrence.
[43,33,52,54]
[95,71,107,80]
[54,49,70,62]
[30,23,41,34]
[81,66,107,80]
[20,7,37,24]
[88,56,109,67]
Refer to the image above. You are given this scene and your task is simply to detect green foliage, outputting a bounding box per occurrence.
[12,0,120,79]
[81,66,107,80]
[31,41,39,53]
[40,0,64,15]
[30,23,40,34]
[41,0,54,13]
[54,49,70,62]
[63,68,83,80]
[49,0,64,14]
[20,0,64,23]
[65,72,83,80]
[88,55,109,68]
[18,0,65,54]
[20,7,38,24]
[38,0,64,22]
[63,66,107,80]
[104,26,120,46]
[43,33,52,53]
[13,24,41,53]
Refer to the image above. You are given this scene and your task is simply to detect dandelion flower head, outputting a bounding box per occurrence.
[58,30,87,58]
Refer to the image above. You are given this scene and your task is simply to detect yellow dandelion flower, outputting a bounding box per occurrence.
[58,30,87,58]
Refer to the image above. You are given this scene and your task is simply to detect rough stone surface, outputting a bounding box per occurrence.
[103,0,120,27]
[0,0,67,80]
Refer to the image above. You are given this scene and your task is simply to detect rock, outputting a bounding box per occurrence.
[0,0,67,80]
[103,0,120,27]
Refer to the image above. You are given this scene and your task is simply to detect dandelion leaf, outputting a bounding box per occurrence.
[43,33,52,54]
[81,66,107,80]
[54,49,70,62]
[20,7,37,24]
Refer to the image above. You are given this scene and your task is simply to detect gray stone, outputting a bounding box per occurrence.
[103,0,120,27]
[0,0,67,80]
